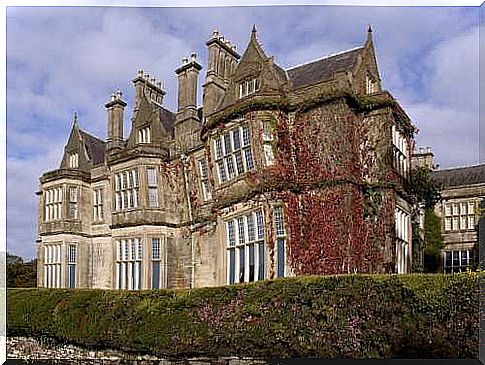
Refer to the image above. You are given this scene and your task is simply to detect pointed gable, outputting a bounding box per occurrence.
[218,26,287,110]
[127,90,175,148]
[351,26,382,94]
[60,114,106,170]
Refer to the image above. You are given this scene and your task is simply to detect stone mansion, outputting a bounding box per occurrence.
[37,26,415,289]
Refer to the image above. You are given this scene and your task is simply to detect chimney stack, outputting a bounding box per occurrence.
[203,29,240,116]
[175,52,202,120]
[132,70,166,108]
[411,146,435,170]
[105,90,127,151]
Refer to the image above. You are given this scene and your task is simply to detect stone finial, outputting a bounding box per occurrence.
[182,57,189,65]
[190,52,197,62]
[156,81,162,88]
[419,147,424,153]
[366,24,373,43]
[110,93,116,102]
[144,72,150,80]
[116,90,122,99]
[151,77,156,84]
[212,29,219,38]
[138,69,144,77]
[73,111,78,126]
[426,147,432,153]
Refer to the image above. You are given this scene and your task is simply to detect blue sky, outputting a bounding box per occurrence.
[6,5,482,259]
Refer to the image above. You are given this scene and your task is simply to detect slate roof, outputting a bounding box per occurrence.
[79,130,106,165]
[286,47,363,89]
[431,164,485,188]
[159,105,176,135]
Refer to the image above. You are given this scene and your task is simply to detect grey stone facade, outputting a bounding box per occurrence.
[37,26,415,290]
[413,148,484,272]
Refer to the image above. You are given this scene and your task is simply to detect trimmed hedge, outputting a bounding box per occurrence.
[7,272,480,359]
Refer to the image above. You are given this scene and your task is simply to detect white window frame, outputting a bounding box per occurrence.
[147,167,158,208]
[93,188,103,222]
[391,125,409,178]
[198,158,212,202]
[69,153,79,168]
[115,238,142,290]
[213,123,254,184]
[226,208,265,284]
[138,126,151,143]
[45,187,63,222]
[114,169,139,211]
[44,243,62,288]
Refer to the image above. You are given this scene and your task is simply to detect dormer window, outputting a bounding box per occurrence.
[238,78,260,99]
[365,75,377,94]
[69,153,78,168]
[138,126,151,143]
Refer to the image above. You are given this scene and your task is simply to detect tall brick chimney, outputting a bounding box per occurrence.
[175,52,202,122]
[132,70,166,110]
[174,53,203,153]
[105,90,126,151]
[202,29,240,116]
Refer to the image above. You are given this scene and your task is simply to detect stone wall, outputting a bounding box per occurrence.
[7,337,268,365]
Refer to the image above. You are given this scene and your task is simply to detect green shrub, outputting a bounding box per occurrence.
[7,272,481,359]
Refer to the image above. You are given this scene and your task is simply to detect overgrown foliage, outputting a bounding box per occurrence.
[7,253,37,288]
[8,273,480,359]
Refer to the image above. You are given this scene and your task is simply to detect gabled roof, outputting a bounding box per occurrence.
[431,164,485,188]
[287,47,363,90]
[79,129,106,165]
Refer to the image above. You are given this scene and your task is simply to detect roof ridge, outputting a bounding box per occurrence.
[79,129,105,144]
[432,163,485,172]
[286,46,364,72]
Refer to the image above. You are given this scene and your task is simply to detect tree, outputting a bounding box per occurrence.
[7,252,37,288]
[410,167,443,273]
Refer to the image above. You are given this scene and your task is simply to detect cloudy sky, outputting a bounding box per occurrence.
[6,5,482,259]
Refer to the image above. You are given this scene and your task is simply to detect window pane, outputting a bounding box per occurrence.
[239,246,245,283]
[237,217,245,245]
[147,168,157,186]
[217,161,227,183]
[148,187,158,207]
[247,214,255,242]
[232,128,241,150]
[258,242,265,280]
[152,238,161,260]
[234,151,244,175]
[244,148,254,171]
[249,243,255,282]
[215,138,223,160]
[229,249,235,284]
[445,251,452,267]
[152,262,160,289]
[256,210,264,240]
[242,125,250,147]
[223,133,232,156]
[277,238,285,278]
[227,221,235,247]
